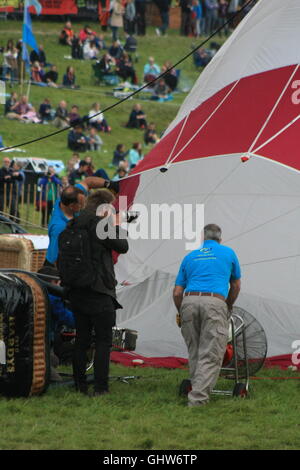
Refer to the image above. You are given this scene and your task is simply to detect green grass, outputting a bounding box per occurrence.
[0,364,300,450]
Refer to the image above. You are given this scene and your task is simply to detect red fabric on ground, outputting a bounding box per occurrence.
[264,354,300,370]
[110,351,188,369]
[111,352,299,371]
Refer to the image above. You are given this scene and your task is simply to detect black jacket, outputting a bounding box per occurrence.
[71,210,128,299]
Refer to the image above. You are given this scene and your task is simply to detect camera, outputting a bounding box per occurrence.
[124,211,139,223]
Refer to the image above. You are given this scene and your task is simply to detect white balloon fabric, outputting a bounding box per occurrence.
[115,0,300,361]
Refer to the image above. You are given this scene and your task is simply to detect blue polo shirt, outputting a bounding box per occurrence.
[45,183,88,264]
[175,240,241,298]
[46,199,71,264]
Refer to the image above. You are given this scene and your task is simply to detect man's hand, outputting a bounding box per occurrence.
[173,285,184,313]
[226,278,241,312]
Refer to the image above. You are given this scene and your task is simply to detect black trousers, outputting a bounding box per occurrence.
[69,289,116,392]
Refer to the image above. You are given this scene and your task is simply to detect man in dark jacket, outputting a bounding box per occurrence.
[66,189,128,396]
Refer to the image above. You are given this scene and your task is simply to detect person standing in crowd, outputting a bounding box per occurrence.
[227,0,239,30]
[124,0,136,35]
[0,157,23,217]
[37,166,62,227]
[2,39,18,85]
[64,190,128,396]
[180,0,192,36]
[12,160,25,222]
[110,0,125,42]
[204,0,219,35]
[173,224,241,407]
[135,0,146,35]
[154,0,172,36]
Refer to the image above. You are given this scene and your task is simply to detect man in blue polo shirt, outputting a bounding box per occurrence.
[173,223,241,407]
[45,178,120,266]
[45,186,86,266]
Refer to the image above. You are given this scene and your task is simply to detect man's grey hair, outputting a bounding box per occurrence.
[204,224,222,242]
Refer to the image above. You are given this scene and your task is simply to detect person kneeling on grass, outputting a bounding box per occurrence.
[38,266,75,383]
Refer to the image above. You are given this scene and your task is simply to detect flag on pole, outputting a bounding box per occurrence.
[22,0,42,70]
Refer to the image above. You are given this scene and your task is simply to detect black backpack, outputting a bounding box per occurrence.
[57,219,96,288]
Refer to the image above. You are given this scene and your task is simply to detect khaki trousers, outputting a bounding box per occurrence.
[180,295,230,406]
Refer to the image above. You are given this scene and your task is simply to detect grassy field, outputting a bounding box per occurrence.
[0,363,300,450]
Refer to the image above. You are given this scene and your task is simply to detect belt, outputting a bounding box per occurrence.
[184,292,226,303]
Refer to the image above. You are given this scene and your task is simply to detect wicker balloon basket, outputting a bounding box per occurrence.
[0,235,47,272]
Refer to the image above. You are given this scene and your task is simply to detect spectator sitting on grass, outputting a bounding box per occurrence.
[68,159,89,185]
[124,33,137,54]
[87,127,103,152]
[144,122,160,145]
[88,102,111,133]
[63,66,78,88]
[59,21,75,46]
[30,45,48,67]
[44,65,59,88]
[83,39,99,60]
[68,125,88,152]
[111,161,129,181]
[98,53,116,75]
[93,167,109,180]
[126,103,147,129]
[68,105,81,126]
[10,95,40,123]
[143,56,160,85]
[108,40,124,60]
[31,61,46,83]
[39,98,54,123]
[5,91,18,117]
[112,143,128,167]
[152,78,171,100]
[79,25,97,44]
[115,51,138,84]
[161,60,178,91]
[128,142,143,169]
[53,100,70,129]
[84,156,95,176]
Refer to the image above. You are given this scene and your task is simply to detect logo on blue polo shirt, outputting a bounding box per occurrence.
[199,247,212,254]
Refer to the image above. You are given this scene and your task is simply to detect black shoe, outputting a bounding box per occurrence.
[75,383,89,395]
[93,390,109,397]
